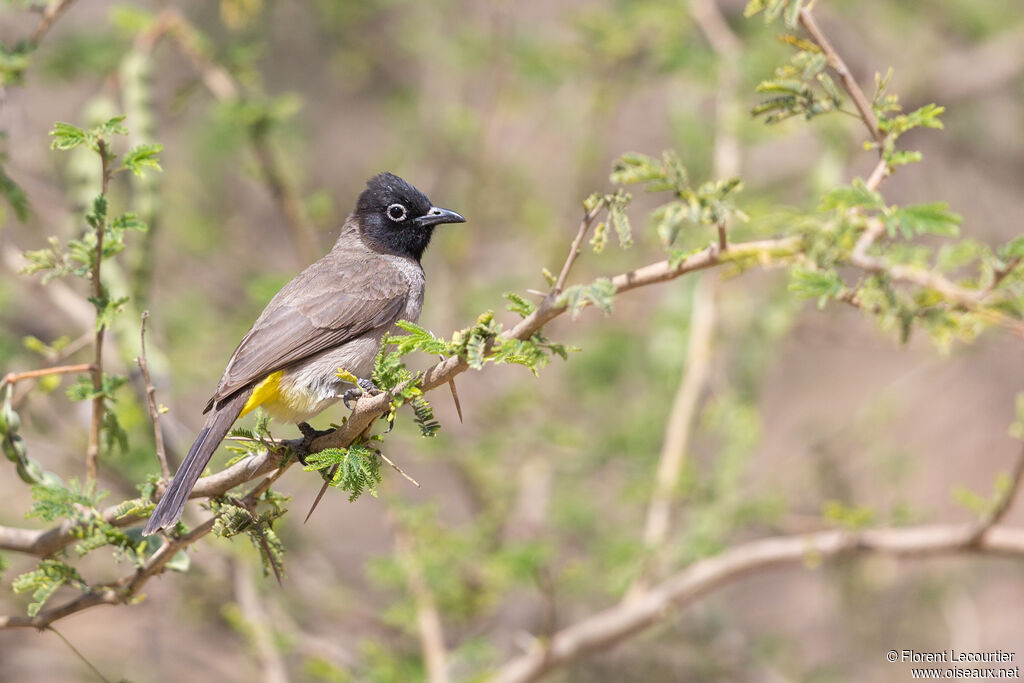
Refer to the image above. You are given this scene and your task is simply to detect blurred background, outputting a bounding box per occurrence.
[1,0,1024,681]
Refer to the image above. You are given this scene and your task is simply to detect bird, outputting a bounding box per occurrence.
[142,172,465,535]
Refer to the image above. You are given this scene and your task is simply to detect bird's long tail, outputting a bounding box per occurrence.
[142,390,250,535]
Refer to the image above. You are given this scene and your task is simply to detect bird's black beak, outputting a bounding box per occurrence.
[416,206,466,228]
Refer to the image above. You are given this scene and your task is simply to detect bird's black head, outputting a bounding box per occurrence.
[353,172,465,261]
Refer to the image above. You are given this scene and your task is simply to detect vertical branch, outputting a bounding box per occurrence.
[250,131,320,264]
[232,560,290,683]
[137,311,169,480]
[159,9,319,264]
[85,140,112,483]
[626,0,740,598]
[629,273,716,595]
[392,520,449,683]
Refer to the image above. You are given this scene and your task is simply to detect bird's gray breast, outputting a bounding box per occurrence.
[383,254,425,324]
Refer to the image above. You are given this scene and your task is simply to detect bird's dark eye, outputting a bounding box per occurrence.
[387,203,408,222]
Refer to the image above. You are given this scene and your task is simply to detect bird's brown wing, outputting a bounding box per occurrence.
[207,252,410,410]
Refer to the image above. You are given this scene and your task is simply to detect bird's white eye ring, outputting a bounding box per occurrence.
[387,203,408,222]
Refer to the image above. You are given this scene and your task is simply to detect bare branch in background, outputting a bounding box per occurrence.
[970,445,1024,544]
[1,363,93,390]
[137,311,169,481]
[30,0,76,44]
[392,518,450,683]
[627,0,740,597]
[233,561,290,683]
[492,524,1024,683]
[630,273,716,596]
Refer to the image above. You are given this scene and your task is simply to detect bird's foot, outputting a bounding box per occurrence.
[295,422,335,465]
[342,378,382,410]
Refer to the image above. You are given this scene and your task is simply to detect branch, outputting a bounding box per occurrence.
[141,8,319,264]
[552,206,603,295]
[798,8,882,145]
[84,140,113,484]
[970,445,1024,544]
[849,219,1024,337]
[630,273,716,595]
[1,364,93,390]
[232,560,289,683]
[0,517,215,629]
[393,518,450,683]
[0,445,291,556]
[30,0,76,44]
[0,469,282,629]
[136,312,169,480]
[492,523,1024,683]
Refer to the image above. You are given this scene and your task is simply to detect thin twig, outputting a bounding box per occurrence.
[137,311,169,480]
[1,364,94,390]
[798,8,883,144]
[30,0,76,44]
[378,451,421,488]
[551,206,603,295]
[47,627,111,683]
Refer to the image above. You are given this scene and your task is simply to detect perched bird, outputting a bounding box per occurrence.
[142,173,465,535]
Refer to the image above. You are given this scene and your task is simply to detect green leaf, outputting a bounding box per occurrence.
[1000,237,1024,260]
[94,115,128,139]
[110,212,147,232]
[303,443,383,502]
[820,182,884,211]
[86,194,108,229]
[12,559,86,617]
[743,0,766,17]
[557,278,616,318]
[890,202,961,238]
[789,267,844,308]
[783,0,803,28]
[120,143,163,177]
[49,121,87,150]
[610,204,633,249]
[503,292,536,318]
[0,163,29,221]
[822,500,876,529]
[389,320,451,356]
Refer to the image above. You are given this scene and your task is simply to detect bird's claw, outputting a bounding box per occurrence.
[295,422,334,465]
[342,378,382,410]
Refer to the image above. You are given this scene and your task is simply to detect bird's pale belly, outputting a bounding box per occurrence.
[244,331,383,423]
